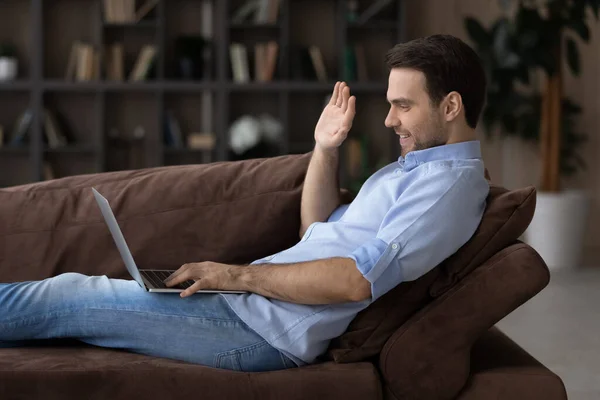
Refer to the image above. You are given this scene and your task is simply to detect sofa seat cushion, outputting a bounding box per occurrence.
[0,344,381,400]
[326,184,537,363]
[0,153,311,283]
[455,327,567,400]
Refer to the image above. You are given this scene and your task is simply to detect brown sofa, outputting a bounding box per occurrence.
[0,153,567,400]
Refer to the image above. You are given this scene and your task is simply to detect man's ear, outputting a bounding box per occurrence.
[443,91,462,122]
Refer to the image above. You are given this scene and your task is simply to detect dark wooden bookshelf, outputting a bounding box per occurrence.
[0,0,405,189]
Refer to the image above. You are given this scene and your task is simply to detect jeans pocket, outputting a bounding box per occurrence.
[214,340,296,372]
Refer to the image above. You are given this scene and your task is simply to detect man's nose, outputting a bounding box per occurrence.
[385,110,397,128]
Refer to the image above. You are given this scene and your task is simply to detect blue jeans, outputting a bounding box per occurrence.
[0,272,297,372]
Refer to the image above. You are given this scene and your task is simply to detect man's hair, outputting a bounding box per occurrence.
[385,34,486,128]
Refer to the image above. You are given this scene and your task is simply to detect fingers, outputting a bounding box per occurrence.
[341,85,351,112]
[343,96,356,128]
[180,280,204,298]
[329,81,340,106]
[164,265,193,287]
[163,264,189,285]
[336,82,346,107]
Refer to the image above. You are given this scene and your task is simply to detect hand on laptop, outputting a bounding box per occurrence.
[164,261,235,298]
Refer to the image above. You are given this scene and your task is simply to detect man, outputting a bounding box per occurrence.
[0,34,489,372]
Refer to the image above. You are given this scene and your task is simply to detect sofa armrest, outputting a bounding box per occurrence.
[379,242,550,400]
[455,326,567,399]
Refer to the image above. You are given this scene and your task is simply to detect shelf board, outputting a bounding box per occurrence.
[0,146,29,155]
[43,145,96,154]
[164,148,213,154]
[0,80,32,91]
[42,80,216,92]
[226,81,387,93]
[227,81,333,92]
[230,22,280,29]
[103,20,158,28]
[347,21,398,30]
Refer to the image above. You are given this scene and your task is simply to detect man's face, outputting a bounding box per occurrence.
[385,68,448,158]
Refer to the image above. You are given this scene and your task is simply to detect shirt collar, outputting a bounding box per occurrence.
[397,140,482,172]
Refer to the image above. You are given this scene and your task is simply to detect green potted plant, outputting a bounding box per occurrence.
[465,0,599,268]
[0,43,18,81]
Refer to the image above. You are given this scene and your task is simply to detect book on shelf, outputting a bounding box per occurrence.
[232,41,278,83]
[232,0,279,24]
[129,45,157,81]
[290,46,328,82]
[42,108,71,149]
[105,43,125,81]
[355,0,395,25]
[230,43,250,83]
[135,0,159,23]
[65,41,98,81]
[0,125,4,147]
[187,133,216,150]
[104,0,136,23]
[308,46,328,82]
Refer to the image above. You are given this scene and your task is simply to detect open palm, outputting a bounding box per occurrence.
[314,82,356,151]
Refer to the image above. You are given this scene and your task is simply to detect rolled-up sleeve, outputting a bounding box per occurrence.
[348,167,489,301]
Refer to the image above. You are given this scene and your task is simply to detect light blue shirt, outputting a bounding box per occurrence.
[221,140,490,366]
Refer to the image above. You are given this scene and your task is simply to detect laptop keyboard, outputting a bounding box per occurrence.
[140,270,196,290]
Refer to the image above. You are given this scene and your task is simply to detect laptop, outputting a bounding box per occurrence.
[92,187,246,295]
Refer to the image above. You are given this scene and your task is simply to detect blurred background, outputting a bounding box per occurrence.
[0,0,598,397]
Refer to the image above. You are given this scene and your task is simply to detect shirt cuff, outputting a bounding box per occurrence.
[348,238,403,301]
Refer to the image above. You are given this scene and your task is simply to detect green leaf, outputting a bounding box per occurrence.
[569,20,590,42]
[566,37,581,76]
[465,17,490,49]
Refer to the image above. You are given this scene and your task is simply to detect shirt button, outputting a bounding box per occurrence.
[392,243,399,250]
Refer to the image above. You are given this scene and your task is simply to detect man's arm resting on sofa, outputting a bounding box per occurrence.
[164,257,371,304]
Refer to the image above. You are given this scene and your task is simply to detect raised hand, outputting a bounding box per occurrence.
[314,81,356,152]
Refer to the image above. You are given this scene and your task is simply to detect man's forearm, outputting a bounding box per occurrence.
[224,258,371,305]
[300,146,341,237]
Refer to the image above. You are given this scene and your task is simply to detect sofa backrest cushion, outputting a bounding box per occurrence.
[325,184,537,363]
[0,153,311,282]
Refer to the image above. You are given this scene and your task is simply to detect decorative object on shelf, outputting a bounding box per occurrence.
[175,36,212,80]
[0,43,18,82]
[228,113,282,159]
[8,109,33,147]
[465,0,599,269]
[163,110,184,148]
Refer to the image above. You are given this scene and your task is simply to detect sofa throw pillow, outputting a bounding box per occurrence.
[0,153,311,283]
[325,184,537,363]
